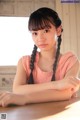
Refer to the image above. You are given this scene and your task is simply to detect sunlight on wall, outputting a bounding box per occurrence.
[0,17,34,66]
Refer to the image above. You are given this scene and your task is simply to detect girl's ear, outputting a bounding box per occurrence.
[56,25,62,36]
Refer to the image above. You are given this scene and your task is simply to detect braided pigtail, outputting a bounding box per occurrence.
[51,35,62,81]
[28,45,37,84]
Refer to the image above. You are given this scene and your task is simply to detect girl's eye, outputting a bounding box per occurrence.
[44,29,49,33]
[32,32,38,36]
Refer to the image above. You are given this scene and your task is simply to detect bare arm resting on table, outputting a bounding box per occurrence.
[0,59,80,107]
[0,88,74,107]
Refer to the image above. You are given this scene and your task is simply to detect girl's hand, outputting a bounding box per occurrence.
[0,91,26,107]
[54,76,80,92]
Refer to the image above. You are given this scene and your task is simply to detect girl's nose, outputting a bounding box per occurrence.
[38,32,45,42]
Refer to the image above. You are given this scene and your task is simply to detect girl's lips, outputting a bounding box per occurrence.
[38,44,48,48]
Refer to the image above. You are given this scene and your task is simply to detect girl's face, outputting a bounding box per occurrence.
[31,23,61,51]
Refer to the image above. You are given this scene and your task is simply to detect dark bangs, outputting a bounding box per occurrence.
[28,14,52,31]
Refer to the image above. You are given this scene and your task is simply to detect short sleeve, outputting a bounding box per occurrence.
[57,52,78,80]
[65,52,78,72]
[22,55,31,78]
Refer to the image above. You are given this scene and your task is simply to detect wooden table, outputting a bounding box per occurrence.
[0,95,80,120]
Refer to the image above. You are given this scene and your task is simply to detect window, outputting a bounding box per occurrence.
[0,17,34,65]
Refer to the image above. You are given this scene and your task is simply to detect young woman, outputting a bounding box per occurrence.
[0,7,80,107]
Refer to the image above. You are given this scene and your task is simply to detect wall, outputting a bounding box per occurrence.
[0,0,55,16]
[56,1,80,60]
[0,66,16,91]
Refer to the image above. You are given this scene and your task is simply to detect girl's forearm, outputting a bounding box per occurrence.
[13,82,55,94]
[25,88,73,104]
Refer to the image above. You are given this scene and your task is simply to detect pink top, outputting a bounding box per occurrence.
[22,52,78,84]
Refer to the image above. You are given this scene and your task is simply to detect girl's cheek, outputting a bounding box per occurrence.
[33,39,38,45]
[55,34,58,41]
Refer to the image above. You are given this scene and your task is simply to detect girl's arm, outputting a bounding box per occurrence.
[13,58,80,95]
[0,88,73,107]
[25,88,73,104]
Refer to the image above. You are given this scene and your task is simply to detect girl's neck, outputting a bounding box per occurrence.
[39,49,56,61]
[38,49,57,72]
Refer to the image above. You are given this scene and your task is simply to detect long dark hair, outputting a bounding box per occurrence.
[28,7,63,84]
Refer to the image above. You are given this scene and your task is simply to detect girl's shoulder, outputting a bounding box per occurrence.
[21,55,30,74]
[21,52,39,73]
[60,51,78,62]
[21,52,39,64]
[58,51,78,71]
